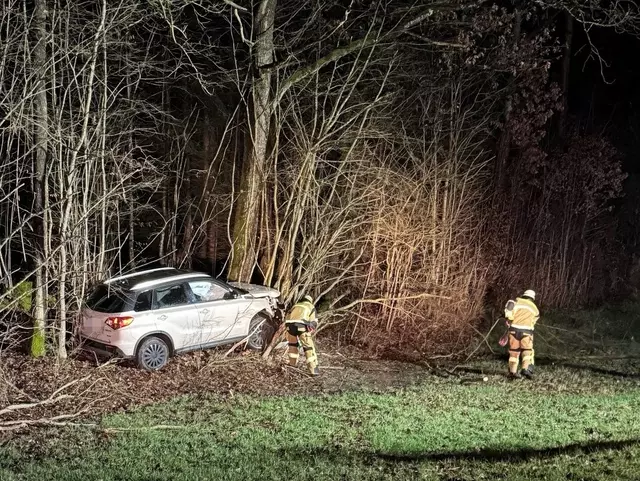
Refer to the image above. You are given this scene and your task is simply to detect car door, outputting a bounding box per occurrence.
[152,282,200,350]
[186,279,244,345]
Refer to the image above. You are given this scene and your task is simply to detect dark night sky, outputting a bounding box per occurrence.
[565,23,640,252]
[568,25,640,174]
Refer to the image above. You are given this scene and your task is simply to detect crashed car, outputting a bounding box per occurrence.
[79,267,281,370]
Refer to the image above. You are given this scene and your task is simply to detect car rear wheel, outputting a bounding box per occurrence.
[247,313,270,351]
[137,336,170,371]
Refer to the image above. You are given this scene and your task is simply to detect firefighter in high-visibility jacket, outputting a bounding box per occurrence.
[504,289,540,379]
[284,295,320,376]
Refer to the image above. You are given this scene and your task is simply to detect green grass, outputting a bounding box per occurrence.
[3,302,640,481]
[535,300,640,356]
[2,369,640,481]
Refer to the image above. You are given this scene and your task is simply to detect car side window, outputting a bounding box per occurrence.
[155,284,189,309]
[134,290,152,312]
[188,281,229,303]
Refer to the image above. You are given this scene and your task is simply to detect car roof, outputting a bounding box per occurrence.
[132,273,215,291]
[104,267,214,291]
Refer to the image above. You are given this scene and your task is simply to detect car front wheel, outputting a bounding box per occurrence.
[137,336,170,371]
[247,313,270,351]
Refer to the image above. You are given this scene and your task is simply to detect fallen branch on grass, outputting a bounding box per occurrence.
[0,410,92,431]
[102,424,208,433]
[0,394,74,416]
[1,378,39,403]
[0,375,90,416]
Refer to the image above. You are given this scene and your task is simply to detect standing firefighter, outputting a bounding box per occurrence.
[284,295,320,376]
[504,289,540,379]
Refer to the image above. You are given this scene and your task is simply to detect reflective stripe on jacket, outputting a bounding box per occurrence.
[506,297,539,330]
[285,300,316,324]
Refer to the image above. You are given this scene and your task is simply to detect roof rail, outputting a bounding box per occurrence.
[131,272,211,291]
[105,267,177,284]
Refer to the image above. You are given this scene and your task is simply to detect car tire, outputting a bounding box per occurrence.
[247,313,270,351]
[137,336,170,371]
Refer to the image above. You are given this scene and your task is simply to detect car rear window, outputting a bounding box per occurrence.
[85,284,135,313]
[134,290,152,312]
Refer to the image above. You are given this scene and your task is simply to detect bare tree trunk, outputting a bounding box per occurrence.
[198,121,212,260]
[159,186,167,263]
[207,221,217,266]
[97,32,108,277]
[180,154,193,268]
[557,10,573,139]
[128,190,135,266]
[170,169,178,265]
[258,179,274,282]
[30,0,49,358]
[159,69,171,266]
[126,32,135,269]
[57,0,106,359]
[228,0,276,282]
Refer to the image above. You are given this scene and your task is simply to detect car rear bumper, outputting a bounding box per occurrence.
[78,337,129,360]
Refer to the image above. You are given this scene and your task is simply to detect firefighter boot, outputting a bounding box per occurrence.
[520,365,534,379]
[520,344,534,379]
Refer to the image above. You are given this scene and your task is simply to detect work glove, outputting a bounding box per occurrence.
[307,320,318,332]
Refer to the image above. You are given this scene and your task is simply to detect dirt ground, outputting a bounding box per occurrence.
[2,337,640,443]
[0,344,436,437]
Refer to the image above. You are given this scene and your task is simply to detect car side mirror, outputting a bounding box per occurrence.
[225,290,239,300]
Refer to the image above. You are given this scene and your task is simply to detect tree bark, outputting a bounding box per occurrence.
[159,186,167,263]
[57,0,106,359]
[228,0,276,282]
[180,153,193,269]
[127,180,135,267]
[30,0,49,358]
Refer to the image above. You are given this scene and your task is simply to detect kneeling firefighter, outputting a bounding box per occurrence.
[284,295,320,376]
[504,289,540,379]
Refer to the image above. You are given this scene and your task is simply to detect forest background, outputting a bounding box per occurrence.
[1,0,640,359]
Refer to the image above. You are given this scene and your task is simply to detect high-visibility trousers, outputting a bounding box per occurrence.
[508,329,534,373]
[285,322,318,373]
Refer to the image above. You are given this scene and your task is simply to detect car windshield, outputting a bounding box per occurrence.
[230,285,248,295]
[85,284,135,313]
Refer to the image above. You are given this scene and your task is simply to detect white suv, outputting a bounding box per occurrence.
[79,267,281,370]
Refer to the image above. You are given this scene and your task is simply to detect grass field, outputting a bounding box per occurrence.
[1,304,640,480]
[2,361,640,481]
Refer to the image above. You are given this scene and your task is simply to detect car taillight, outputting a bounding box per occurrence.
[105,316,134,330]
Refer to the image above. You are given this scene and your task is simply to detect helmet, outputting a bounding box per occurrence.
[523,289,536,300]
[302,295,314,304]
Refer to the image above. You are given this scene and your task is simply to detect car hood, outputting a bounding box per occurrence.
[228,282,280,299]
